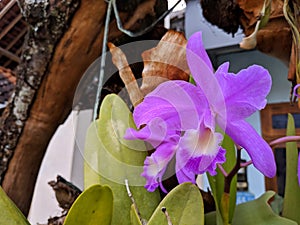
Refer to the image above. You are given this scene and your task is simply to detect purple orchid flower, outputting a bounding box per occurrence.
[125,31,276,192]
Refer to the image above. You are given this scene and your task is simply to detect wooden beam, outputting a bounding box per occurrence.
[0,46,20,63]
[5,28,27,51]
[0,0,17,20]
[0,14,22,40]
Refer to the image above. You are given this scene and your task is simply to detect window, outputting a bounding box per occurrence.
[260,102,300,196]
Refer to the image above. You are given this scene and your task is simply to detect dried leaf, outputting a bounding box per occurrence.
[140,30,190,95]
[108,42,144,106]
[109,30,190,106]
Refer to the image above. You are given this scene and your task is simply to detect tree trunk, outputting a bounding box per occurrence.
[0,0,167,216]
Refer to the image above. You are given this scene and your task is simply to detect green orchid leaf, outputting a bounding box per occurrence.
[233,191,297,225]
[270,194,284,215]
[147,182,204,225]
[130,204,144,225]
[282,114,300,223]
[205,191,297,225]
[0,187,30,225]
[207,134,236,225]
[84,94,160,225]
[63,184,113,225]
[258,0,271,28]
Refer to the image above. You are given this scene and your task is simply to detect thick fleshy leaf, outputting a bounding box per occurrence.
[84,94,160,225]
[130,205,144,225]
[133,80,208,130]
[63,185,113,225]
[233,191,297,225]
[205,191,297,225]
[0,187,30,225]
[225,120,276,178]
[215,65,271,121]
[147,183,204,225]
[207,133,237,225]
[282,114,300,223]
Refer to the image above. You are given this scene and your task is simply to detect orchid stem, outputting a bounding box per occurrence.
[125,179,146,225]
[161,207,173,225]
[217,164,228,177]
[241,160,252,167]
[269,135,300,147]
[224,146,242,194]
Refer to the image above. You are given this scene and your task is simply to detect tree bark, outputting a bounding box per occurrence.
[0,0,167,216]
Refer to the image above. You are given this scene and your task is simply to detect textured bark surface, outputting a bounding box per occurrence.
[0,0,80,183]
[0,0,167,216]
[0,0,81,215]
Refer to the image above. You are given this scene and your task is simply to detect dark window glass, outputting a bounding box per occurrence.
[274,148,286,197]
[272,113,300,129]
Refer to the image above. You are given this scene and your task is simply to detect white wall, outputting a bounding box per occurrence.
[28,112,78,224]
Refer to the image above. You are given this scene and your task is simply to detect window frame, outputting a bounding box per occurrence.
[260,102,300,192]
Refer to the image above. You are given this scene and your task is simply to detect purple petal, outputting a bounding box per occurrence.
[124,117,169,148]
[186,37,227,127]
[134,80,209,130]
[141,141,178,192]
[176,128,225,176]
[226,120,276,178]
[216,65,272,121]
[187,32,213,71]
[175,163,196,184]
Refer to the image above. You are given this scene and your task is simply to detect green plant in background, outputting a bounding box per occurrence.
[64,185,113,225]
[0,187,30,225]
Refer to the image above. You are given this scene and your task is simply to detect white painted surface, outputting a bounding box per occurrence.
[28,112,78,225]
[185,0,244,49]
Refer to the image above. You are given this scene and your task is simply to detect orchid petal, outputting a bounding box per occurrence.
[124,117,169,148]
[216,65,272,121]
[141,141,177,192]
[187,32,213,71]
[134,80,209,130]
[226,120,276,178]
[186,38,227,127]
[175,162,196,184]
[176,128,225,176]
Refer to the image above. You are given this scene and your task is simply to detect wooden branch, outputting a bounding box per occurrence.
[0,0,79,183]
[0,46,21,63]
[0,0,17,20]
[1,0,168,216]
